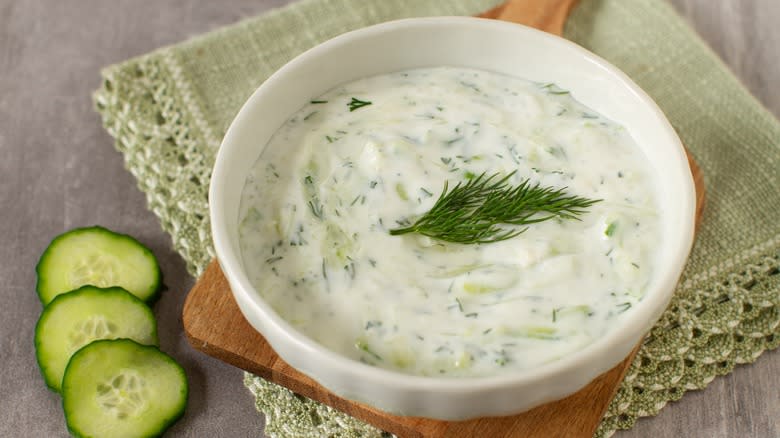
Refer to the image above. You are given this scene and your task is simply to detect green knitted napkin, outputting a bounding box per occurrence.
[93,0,780,436]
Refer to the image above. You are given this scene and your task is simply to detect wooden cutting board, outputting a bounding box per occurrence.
[183,1,707,436]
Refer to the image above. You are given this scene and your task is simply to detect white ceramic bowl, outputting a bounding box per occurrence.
[210,17,696,420]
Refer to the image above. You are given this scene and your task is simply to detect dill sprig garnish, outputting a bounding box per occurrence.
[388,171,600,244]
[347,97,372,112]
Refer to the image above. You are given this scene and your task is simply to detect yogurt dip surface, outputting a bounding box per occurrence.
[238,66,661,377]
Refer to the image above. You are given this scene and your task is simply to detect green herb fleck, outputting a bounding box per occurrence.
[541,83,570,95]
[308,200,323,220]
[495,350,510,366]
[347,97,372,112]
[459,81,480,92]
[365,320,382,330]
[344,260,356,279]
[310,99,328,104]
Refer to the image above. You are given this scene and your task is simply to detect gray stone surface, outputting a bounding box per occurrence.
[0,1,776,437]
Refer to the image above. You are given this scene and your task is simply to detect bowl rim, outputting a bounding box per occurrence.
[210,15,696,414]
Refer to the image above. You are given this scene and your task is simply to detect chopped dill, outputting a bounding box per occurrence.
[308,199,323,220]
[347,97,372,112]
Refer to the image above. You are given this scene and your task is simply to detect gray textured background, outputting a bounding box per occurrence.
[1,1,777,437]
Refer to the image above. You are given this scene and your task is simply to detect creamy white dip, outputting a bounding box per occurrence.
[238,67,660,377]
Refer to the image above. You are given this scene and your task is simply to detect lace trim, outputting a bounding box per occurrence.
[597,249,780,437]
[245,374,388,438]
[94,53,215,277]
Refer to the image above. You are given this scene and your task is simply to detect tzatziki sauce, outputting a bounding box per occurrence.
[238,66,660,377]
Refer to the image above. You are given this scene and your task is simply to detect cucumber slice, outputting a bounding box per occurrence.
[62,339,188,438]
[35,285,158,392]
[36,226,161,305]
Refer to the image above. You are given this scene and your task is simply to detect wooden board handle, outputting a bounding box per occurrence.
[480,0,580,36]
